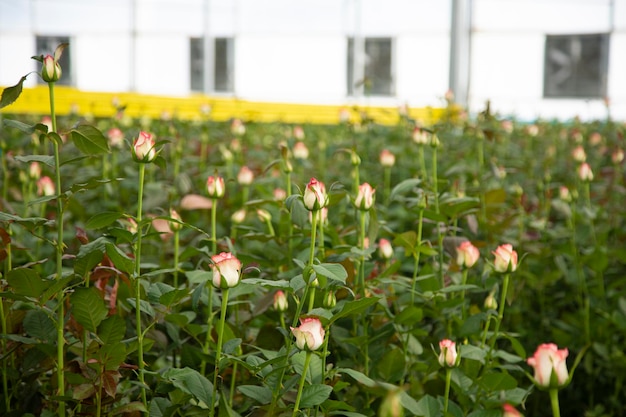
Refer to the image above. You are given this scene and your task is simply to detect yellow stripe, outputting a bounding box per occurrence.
[1,85,444,125]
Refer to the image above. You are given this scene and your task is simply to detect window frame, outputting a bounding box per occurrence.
[347,36,395,97]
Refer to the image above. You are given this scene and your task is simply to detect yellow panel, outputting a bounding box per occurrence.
[1,85,444,125]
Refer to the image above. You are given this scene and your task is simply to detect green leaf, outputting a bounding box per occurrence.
[390,178,422,201]
[69,178,119,194]
[148,397,173,417]
[467,410,501,417]
[106,243,135,274]
[99,342,127,371]
[237,385,272,404]
[376,348,406,382]
[74,237,107,277]
[330,297,380,325]
[163,367,213,407]
[312,263,348,283]
[336,368,376,387]
[299,384,333,408]
[0,75,28,109]
[394,305,423,326]
[0,212,49,228]
[6,268,50,298]
[480,371,517,391]
[23,309,56,342]
[70,124,110,155]
[14,155,56,168]
[109,402,147,416]
[86,212,123,229]
[415,394,441,417]
[97,315,126,345]
[71,287,108,333]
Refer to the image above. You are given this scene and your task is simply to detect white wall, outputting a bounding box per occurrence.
[470,0,620,121]
[1,0,625,121]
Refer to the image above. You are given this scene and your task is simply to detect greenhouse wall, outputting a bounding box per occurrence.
[0,0,624,121]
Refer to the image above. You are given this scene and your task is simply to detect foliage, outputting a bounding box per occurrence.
[1,92,625,417]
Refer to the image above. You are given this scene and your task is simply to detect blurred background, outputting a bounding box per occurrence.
[0,0,624,122]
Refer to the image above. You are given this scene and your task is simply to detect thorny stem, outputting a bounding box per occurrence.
[135,162,147,412]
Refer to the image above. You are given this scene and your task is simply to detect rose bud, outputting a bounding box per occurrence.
[527,343,569,389]
[206,175,225,199]
[578,162,594,182]
[354,182,375,210]
[273,290,288,312]
[378,238,394,260]
[237,166,254,186]
[290,317,325,351]
[438,339,458,367]
[379,149,396,167]
[303,178,328,211]
[132,131,156,162]
[293,141,309,160]
[37,176,55,196]
[211,252,242,289]
[492,244,518,273]
[456,241,480,269]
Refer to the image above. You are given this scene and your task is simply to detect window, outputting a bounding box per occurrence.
[347,37,393,96]
[543,33,609,99]
[190,37,235,93]
[36,36,71,86]
[190,38,204,92]
[214,38,234,93]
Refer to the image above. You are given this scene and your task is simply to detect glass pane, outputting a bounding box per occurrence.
[36,36,71,86]
[215,38,234,93]
[190,38,204,92]
[347,37,354,95]
[364,38,392,96]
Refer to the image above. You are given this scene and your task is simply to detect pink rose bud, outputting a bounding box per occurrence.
[230,118,245,135]
[256,209,272,222]
[559,186,572,202]
[354,182,375,210]
[273,290,288,312]
[379,149,396,167]
[126,218,138,234]
[132,131,156,162]
[29,162,41,179]
[456,241,480,269]
[290,317,325,351]
[169,209,183,231]
[293,141,309,160]
[211,252,242,288]
[41,54,62,82]
[237,166,254,185]
[438,339,458,367]
[527,343,569,389]
[231,209,247,224]
[206,175,225,198]
[589,132,602,146]
[501,120,514,134]
[492,244,518,273]
[526,124,539,137]
[378,238,394,260]
[612,148,624,164]
[303,178,328,211]
[293,125,305,140]
[578,162,594,182]
[273,188,287,201]
[107,128,124,148]
[571,145,586,163]
[503,403,523,417]
[412,127,429,145]
[37,176,55,196]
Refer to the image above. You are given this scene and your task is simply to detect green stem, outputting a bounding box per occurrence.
[432,146,444,287]
[292,351,313,417]
[210,287,230,417]
[135,163,147,412]
[49,81,67,417]
[270,208,319,412]
[443,368,452,415]
[173,230,180,288]
[200,285,214,375]
[211,198,218,254]
[410,207,424,305]
[358,211,367,297]
[383,166,391,205]
[549,389,561,417]
[488,273,510,353]
[1,226,12,412]
[460,269,469,319]
[419,146,426,179]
